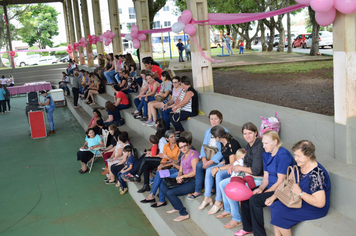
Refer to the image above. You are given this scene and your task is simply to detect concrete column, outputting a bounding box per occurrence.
[107,0,123,56]
[66,0,78,62]
[333,11,356,164]
[73,0,85,65]
[81,0,94,67]
[133,0,153,68]
[92,0,104,55]
[62,1,71,45]
[186,0,213,92]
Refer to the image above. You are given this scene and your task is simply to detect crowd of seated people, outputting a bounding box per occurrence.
[71,53,331,235]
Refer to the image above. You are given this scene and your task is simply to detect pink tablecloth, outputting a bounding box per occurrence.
[8,83,52,95]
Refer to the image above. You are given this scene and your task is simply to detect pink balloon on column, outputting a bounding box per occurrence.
[138,34,146,41]
[225,182,253,201]
[109,32,115,38]
[334,0,356,14]
[133,39,140,49]
[315,6,336,26]
[185,24,196,36]
[181,10,193,24]
[310,0,334,13]
[296,0,311,4]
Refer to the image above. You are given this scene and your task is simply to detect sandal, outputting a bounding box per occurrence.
[115,182,121,187]
[140,116,148,121]
[216,212,231,219]
[224,221,242,229]
[134,115,142,119]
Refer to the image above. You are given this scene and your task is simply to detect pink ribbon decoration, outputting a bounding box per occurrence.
[3,14,8,26]
[9,51,16,68]
[73,43,79,52]
[190,35,225,64]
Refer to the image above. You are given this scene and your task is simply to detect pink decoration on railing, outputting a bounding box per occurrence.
[79,37,88,48]
[102,30,115,46]
[73,42,79,51]
[315,6,336,26]
[9,51,16,68]
[310,0,334,13]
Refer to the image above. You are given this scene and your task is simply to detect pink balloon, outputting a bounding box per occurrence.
[296,0,311,4]
[109,32,115,38]
[316,6,336,26]
[185,24,196,35]
[225,182,253,201]
[334,0,356,14]
[181,10,193,24]
[133,39,140,49]
[178,16,183,23]
[97,35,103,42]
[310,0,334,13]
[138,34,146,41]
[131,31,138,39]
[131,25,138,32]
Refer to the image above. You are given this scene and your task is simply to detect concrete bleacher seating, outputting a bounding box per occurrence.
[64,66,355,236]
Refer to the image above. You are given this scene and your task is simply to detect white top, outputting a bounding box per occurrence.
[208,137,217,147]
[231,158,244,177]
[158,137,167,154]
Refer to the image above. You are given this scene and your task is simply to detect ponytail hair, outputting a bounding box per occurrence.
[210,125,233,141]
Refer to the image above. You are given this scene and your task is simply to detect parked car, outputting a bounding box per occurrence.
[15,54,41,67]
[273,34,296,47]
[29,56,58,66]
[292,34,310,48]
[304,31,333,49]
[60,55,69,62]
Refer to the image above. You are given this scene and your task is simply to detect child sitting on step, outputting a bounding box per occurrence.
[116,145,136,194]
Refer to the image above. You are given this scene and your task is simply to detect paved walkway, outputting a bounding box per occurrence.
[0,97,157,236]
[169,50,333,71]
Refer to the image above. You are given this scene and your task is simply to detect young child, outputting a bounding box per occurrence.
[230,148,256,189]
[239,40,244,54]
[186,40,191,61]
[117,145,136,194]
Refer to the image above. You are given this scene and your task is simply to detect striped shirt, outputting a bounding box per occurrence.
[179,87,198,113]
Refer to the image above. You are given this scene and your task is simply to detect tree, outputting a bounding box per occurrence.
[0,5,28,68]
[140,0,167,29]
[18,4,59,49]
[308,7,320,56]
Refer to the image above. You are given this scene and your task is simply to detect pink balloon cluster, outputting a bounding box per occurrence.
[78,37,88,48]
[171,10,196,36]
[126,25,146,49]
[66,44,73,54]
[299,0,356,26]
[73,42,79,52]
[88,35,97,45]
[102,30,115,46]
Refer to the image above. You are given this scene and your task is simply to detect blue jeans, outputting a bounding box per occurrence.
[226,43,233,54]
[239,46,244,54]
[117,104,130,110]
[161,107,172,130]
[204,164,230,201]
[143,96,156,117]
[118,171,130,189]
[170,111,197,132]
[104,70,115,84]
[134,98,144,113]
[47,109,55,131]
[150,169,179,202]
[179,51,183,61]
[68,68,75,75]
[115,73,121,84]
[194,160,219,194]
[160,179,195,216]
[130,71,137,77]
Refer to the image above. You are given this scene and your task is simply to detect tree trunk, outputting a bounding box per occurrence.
[264,17,276,52]
[276,15,285,52]
[308,7,320,56]
[287,12,292,53]
[259,20,267,51]
[231,27,238,48]
[233,22,259,50]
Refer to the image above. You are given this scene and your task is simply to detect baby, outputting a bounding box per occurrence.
[230,148,256,189]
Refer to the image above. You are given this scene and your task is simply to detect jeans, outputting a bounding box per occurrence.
[161,107,172,130]
[143,96,156,117]
[179,51,183,61]
[239,46,244,54]
[118,171,130,189]
[134,98,144,113]
[170,111,197,132]
[47,109,55,131]
[72,87,79,106]
[204,165,230,201]
[130,71,137,77]
[115,73,121,84]
[226,43,233,54]
[160,179,195,216]
[104,120,121,126]
[104,70,115,84]
[150,169,179,202]
[117,104,130,110]
[68,68,75,75]
[0,100,6,113]
[194,160,219,194]
[186,51,191,61]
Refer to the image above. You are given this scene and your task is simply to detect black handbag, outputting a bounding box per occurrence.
[163,177,194,189]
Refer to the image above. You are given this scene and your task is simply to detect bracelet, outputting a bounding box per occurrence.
[299,191,304,199]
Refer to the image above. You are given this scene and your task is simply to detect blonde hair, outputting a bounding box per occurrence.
[262,130,282,148]
[236,148,247,159]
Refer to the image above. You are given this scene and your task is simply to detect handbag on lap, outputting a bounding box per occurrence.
[274,165,302,208]
[203,144,218,161]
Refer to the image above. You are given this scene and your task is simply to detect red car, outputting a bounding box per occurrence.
[292,34,310,48]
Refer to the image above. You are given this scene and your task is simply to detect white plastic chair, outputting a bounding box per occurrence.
[87,129,110,173]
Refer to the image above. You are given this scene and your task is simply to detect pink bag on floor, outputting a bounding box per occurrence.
[258,112,280,137]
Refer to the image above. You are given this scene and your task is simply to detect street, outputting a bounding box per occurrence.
[252,44,333,56]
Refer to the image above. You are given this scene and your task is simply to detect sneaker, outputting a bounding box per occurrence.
[105,180,116,185]
[122,173,134,182]
[142,120,151,126]
[149,178,154,185]
[120,187,128,195]
[147,121,156,127]
[103,177,109,182]
[234,230,253,236]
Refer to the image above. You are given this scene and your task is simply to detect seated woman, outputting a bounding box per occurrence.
[86,109,102,134]
[198,126,241,215]
[83,73,104,105]
[133,70,149,117]
[137,130,179,193]
[142,57,163,82]
[77,128,104,174]
[169,76,198,134]
[105,132,130,184]
[265,140,331,236]
[145,70,173,126]
[101,124,121,175]
[133,74,160,121]
[140,132,193,208]
[159,137,200,222]
[217,122,264,229]
[112,85,130,110]
[103,53,115,84]
[104,101,122,126]
[235,130,294,236]
[59,72,69,87]
[161,76,183,130]
[118,70,129,91]
[124,53,137,77]
[136,69,148,89]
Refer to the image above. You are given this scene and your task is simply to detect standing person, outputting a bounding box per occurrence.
[4,85,10,113]
[104,53,115,84]
[176,39,185,62]
[224,33,234,54]
[186,40,191,61]
[239,40,244,54]
[39,90,56,135]
[72,71,81,108]
[0,85,6,114]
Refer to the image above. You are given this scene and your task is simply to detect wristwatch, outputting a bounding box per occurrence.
[299,191,304,198]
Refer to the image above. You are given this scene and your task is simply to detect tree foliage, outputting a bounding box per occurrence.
[18,4,59,49]
[146,0,167,29]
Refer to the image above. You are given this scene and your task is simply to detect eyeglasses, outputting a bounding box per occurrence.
[179,144,188,149]
[172,82,179,84]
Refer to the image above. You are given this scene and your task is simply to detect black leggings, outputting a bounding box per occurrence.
[140,157,161,185]
[0,100,6,113]
[110,164,125,179]
[5,99,10,111]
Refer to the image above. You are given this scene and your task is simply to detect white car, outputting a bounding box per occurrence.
[29,56,58,66]
[304,31,333,49]
[16,54,41,67]
[273,34,295,47]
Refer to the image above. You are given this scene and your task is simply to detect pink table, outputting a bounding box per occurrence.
[8,83,52,95]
